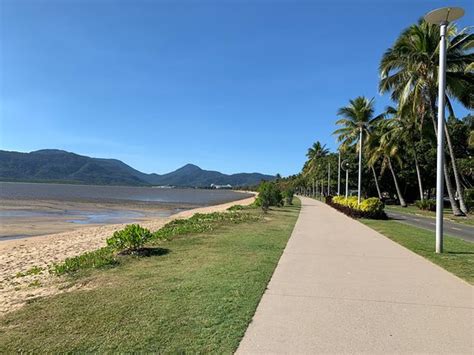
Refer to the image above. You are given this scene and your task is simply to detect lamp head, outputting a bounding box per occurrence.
[424,7,464,25]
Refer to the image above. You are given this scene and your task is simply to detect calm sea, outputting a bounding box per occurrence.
[0,182,252,206]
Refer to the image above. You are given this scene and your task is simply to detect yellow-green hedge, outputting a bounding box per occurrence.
[329,196,385,219]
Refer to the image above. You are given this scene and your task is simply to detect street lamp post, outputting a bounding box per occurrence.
[341,159,350,199]
[337,150,341,196]
[327,162,331,196]
[346,169,349,198]
[357,127,363,204]
[424,7,464,254]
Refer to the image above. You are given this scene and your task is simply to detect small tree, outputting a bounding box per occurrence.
[256,182,283,212]
[283,188,295,205]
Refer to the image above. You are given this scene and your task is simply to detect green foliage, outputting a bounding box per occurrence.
[333,196,359,209]
[415,199,436,211]
[153,211,260,241]
[227,204,244,211]
[330,196,386,219]
[359,197,384,214]
[52,247,118,275]
[52,210,263,275]
[282,188,295,205]
[464,188,474,211]
[106,224,153,252]
[16,266,44,278]
[255,182,283,211]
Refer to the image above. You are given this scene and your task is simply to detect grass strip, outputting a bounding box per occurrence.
[361,219,474,284]
[51,208,261,275]
[0,201,300,352]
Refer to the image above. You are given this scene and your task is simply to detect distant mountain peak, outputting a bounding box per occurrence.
[0,149,275,187]
[31,149,70,155]
[177,163,202,172]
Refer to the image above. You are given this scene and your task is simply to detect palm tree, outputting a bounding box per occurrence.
[304,141,329,195]
[385,106,424,201]
[334,96,384,203]
[379,19,473,215]
[368,121,407,207]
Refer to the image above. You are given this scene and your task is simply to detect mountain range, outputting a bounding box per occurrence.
[0,149,275,187]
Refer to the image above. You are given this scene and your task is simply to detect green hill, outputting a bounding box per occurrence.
[0,149,274,187]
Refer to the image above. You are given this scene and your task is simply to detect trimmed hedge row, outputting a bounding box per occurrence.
[326,196,387,219]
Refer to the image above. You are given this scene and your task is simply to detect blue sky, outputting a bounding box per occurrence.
[1,0,472,176]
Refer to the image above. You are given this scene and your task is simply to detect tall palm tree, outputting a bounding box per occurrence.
[368,121,407,207]
[385,106,425,201]
[304,141,329,196]
[379,19,473,215]
[334,96,384,203]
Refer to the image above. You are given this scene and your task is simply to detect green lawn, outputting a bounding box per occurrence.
[361,219,474,284]
[0,201,300,352]
[385,205,474,226]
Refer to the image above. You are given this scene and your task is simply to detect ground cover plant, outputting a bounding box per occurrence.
[361,219,474,284]
[52,210,262,275]
[0,200,301,352]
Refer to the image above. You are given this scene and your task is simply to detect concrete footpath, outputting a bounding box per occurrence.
[237,197,473,354]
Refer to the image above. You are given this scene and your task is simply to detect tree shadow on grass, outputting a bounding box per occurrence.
[119,247,170,257]
[445,251,474,255]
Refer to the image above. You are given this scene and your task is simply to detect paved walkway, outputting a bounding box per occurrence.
[386,210,474,243]
[237,197,473,354]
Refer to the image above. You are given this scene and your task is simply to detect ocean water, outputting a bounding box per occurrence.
[0,182,252,205]
[0,182,252,240]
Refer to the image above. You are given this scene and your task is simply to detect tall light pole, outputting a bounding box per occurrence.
[424,7,464,254]
[341,159,350,199]
[357,127,363,204]
[337,150,341,195]
[327,162,331,196]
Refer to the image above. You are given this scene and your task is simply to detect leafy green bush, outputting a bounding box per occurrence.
[328,196,386,219]
[107,224,153,252]
[360,197,384,214]
[227,204,244,211]
[255,182,283,211]
[282,188,295,205]
[415,199,436,211]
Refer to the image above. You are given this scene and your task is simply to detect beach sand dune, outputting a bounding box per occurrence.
[0,195,255,315]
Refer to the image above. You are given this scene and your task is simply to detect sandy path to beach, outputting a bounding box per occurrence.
[0,195,255,315]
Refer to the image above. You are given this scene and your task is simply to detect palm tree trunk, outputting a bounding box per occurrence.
[371,166,382,199]
[413,146,424,201]
[429,111,464,216]
[387,157,407,207]
[444,121,468,213]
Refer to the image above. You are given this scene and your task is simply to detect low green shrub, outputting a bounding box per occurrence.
[52,247,118,275]
[227,204,244,211]
[107,224,153,252]
[415,199,436,211]
[16,265,44,278]
[327,196,386,219]
[360,197,385,214]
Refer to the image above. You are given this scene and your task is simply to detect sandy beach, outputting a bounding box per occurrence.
[0,194,255,315]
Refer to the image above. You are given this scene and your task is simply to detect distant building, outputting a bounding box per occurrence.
[210,183,232,189]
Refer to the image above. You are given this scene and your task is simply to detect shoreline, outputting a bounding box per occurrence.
[0,194,256,315]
